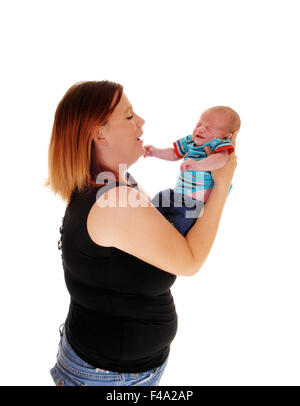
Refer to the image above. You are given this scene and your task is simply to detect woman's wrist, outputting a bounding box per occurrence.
[213,179,232,192]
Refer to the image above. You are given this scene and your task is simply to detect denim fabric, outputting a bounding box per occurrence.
[152,188,204,236]
[49,324,169,386]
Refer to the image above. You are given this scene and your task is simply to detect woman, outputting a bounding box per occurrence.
[45,80,237,386]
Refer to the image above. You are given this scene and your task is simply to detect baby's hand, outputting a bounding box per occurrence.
[180,159,197,171]
[204,145,212,156]
[143,145,157,158]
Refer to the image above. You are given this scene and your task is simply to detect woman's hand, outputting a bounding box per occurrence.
[210,130,238,186]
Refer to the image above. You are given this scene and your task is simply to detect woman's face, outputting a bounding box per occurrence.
[94,92,145,173]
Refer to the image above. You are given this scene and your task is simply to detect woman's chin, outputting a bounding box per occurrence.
[138,147,145,159]
[129,147,145,166]
[137,142,145,153]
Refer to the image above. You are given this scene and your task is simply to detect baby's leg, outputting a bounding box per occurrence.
[151,189,203,236]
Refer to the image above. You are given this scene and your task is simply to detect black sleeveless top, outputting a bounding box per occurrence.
[59,173,178,373]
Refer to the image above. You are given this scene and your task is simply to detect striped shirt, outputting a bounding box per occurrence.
[173,135,234,194]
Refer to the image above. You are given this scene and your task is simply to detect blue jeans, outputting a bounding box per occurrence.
[152,188,204,236]
[49,324,169,386]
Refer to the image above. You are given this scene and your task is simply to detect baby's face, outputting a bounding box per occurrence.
[192,111,232,146]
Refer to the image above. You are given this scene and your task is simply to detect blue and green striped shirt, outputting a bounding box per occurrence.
[173,135,234,194]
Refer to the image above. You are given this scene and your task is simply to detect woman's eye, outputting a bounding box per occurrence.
[127,115,133,120]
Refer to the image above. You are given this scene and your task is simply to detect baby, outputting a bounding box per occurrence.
[144,106,240,236]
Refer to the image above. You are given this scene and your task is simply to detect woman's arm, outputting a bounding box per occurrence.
[87,136,237,277]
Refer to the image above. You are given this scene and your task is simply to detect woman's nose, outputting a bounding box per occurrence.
[138,116,145,127]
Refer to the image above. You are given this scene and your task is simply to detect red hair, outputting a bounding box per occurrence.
[44,80,123,203]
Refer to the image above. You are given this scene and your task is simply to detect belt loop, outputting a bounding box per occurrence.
[96,368,110,373]
[59,323,65,337]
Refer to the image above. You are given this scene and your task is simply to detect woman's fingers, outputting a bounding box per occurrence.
[231,130,238,147]
[228,150,237,169]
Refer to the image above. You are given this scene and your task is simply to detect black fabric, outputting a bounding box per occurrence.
[59,173,178,373]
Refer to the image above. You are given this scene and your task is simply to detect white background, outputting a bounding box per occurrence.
[1,0,299,386]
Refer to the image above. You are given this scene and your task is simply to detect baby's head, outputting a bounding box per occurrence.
[192,106,241,146]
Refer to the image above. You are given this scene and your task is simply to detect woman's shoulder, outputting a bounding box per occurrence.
[86,182,145,247]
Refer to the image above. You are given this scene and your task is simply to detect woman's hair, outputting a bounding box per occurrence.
[44,80,123,203]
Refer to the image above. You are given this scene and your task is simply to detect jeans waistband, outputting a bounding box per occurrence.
[58,323,109,373]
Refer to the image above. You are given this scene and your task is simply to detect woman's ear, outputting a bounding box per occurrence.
[93,127,108,146]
